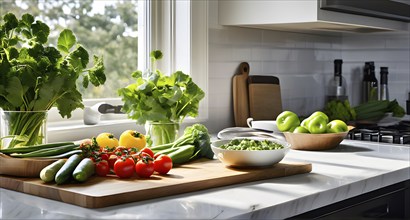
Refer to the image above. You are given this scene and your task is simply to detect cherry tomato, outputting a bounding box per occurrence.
[154,154,173,175]
[115,146,127,155]
[95,160,110,177]
[100,152,109,161]
[128,147,138,155]
[114,156,135,178]
[140,147,154,158]
[135,156,154,178]
[108,154,118,169]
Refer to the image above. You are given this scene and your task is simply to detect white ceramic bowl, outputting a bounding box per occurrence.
[246,118,280,133]
[211,137,290,167]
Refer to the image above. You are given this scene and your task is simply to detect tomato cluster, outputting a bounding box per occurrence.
[83,141,172,178]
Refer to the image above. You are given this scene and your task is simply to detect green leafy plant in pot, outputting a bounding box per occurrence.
[0,13,106,148]
[118,50,205,146]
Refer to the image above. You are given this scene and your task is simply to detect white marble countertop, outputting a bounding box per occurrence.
[1,139,409,219]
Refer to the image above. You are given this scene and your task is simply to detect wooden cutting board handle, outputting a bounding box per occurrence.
[233,62,250,127]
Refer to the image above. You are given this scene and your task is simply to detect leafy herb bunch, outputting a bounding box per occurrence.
[118,50,205,146]
[0,13,105,148]
[118,50,205,124]
[0,12,105,116]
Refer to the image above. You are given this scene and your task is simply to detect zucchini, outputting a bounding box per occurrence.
[0,142,74,154]
[39,159,66,183]
[55,154,83,184]
[72,158,95,182]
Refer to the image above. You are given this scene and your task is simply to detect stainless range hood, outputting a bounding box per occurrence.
[219,0,409,33]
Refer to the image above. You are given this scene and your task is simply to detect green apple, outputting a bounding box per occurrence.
[327,120,348,133]
[300,118,309,129]
[293,126,310,133]
[276,111,300,132]
[307,115,327,134]
[309,111,329,124]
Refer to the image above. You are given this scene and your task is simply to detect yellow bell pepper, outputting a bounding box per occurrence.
[118,130,146,150]
[96,132,119,150]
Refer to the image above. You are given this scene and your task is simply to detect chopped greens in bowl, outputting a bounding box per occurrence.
[219,138,285,151]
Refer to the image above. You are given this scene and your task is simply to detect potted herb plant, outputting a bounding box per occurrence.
[118,50,205,146]
[0,13,105,148]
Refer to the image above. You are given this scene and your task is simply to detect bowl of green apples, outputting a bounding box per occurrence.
[276,111,349,151]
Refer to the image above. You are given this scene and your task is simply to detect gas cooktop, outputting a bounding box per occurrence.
[347,120,410,145]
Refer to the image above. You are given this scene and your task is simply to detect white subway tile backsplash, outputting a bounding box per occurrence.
[344,50,410,62]
[208,44,233,62]
[208,62,239,78]
[386,38,409,49]
[315,50,343,61]
[342,36,387,49]
[251,47,271,62]
[270,48,294,61]
[207,24,409,133]
[261,61,277,75]
[262,31,299,48]
[227,27,263,46]
[247,61,263,74]
[232,46,252,61]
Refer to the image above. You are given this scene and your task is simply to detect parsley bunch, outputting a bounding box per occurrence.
[118,50,204,124]
[118,50,205,146]
[0,13,105,147]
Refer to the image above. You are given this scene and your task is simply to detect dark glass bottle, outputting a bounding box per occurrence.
[326,59,347,102]
[379,67,389,101]
[362,62,378,102]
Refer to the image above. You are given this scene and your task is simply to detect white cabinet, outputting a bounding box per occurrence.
[219,0,409,33]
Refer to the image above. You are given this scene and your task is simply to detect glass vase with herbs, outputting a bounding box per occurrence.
[118,50,205,146]
[0,13,106,149]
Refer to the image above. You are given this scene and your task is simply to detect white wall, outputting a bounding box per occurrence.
[341,30,410,107]
[204,1,410,134]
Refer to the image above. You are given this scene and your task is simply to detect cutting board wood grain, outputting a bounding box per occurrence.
[0,159,311,208]
[248,75,283,120]
[233,62,250,127]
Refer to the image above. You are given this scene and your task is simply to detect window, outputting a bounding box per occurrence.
[1,0,140,98]
[1,0,208,141]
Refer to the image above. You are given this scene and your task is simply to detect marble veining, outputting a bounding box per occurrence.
[1,139,409,219]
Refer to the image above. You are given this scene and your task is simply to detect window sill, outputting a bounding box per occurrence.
[47,119,139,142]
[47,117,207,143]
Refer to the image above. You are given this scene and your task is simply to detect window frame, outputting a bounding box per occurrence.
[47,0,208,142]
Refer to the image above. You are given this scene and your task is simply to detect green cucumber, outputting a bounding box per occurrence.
[72,158,95,182]
[55,154,83,184]
[0,142,74,154]
[39,159,66,183]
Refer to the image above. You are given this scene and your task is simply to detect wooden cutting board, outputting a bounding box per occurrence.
[232,62,283,126]
[0,159,311,208]
[233,62,250,127]
[248,75,283,120]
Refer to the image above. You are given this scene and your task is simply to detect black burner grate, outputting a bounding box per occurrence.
[348,121,410,145]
